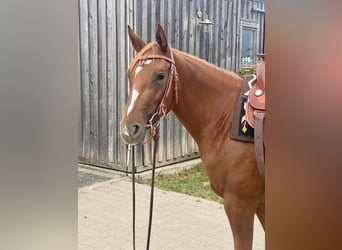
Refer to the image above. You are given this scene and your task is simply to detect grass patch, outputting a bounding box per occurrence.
[138,163,223,204]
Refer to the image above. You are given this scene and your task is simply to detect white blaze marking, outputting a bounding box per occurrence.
[127,89,139,115]
[135,66,142,76]
[134,60,152,77]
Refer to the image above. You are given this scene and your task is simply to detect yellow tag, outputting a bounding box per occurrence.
[242,124,247,133]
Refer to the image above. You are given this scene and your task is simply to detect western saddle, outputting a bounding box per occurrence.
[246,55,265,181]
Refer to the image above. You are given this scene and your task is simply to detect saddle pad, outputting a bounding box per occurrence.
[230,75,255,143]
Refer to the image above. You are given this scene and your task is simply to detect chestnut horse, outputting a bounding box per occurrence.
[120,25,265,250]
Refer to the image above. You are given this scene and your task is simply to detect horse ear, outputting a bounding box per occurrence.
[155,24,169,52]
[128,25,146,52]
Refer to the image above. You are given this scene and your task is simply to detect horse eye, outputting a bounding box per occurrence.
[156,73,165,81]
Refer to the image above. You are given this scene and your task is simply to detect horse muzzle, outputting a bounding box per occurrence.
[120,123,145,145]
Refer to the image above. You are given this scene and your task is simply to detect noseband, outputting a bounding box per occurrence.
[136,49,179,142]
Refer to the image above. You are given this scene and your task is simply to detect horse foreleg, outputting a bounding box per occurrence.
[224,195,257,250]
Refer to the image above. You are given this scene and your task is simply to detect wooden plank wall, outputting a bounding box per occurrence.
[78,0,265,172]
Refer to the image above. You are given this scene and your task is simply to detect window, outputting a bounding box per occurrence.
[239,20,259,68]
[241,28,256,65]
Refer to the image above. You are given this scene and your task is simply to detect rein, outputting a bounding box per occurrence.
[128,48,178,249]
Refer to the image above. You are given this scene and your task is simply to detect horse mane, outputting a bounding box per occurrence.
[174,49,242,81]
[128,41,241,83]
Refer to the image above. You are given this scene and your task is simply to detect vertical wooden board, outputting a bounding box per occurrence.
[226,0,232,69]
[258,3,265,54]
[88,0,99,161]
[169,0,176,46]
[190,1,197,62]
[188,0,195,56]
[151,0,158,34]
[141,1,148,41]
[236,0,242,71]
[197,0,204,58]
[224,0,233,70]
[210,0,217,65]
[214,0,221,67]
[146,0,152,40]
[159,0,166,27]
[194,0,200,57]
[198,0,204,59]
[183,126,191,157]
[79,0,91,159]
[247,0,252,19]
[208,0,216,64]
[250,0,255,20]
[151,0,156,31]
[231,0,238,72]
[249,0,253,19]
[180,0,187,51]
[173,119,181,159]
[114,0,121,166]
[127,0,134,28]
[202,0,210,60]
[186,132,193,156]
[158,118,166,162]
[230,0,236,70]
[177,0,182,49]
[207,0,212,62]
[255,3,261,53]
[78,54,82,156]
[134,0,142,35]
[143,134,152,167]
[180,130,186,157]
[106,0,115,163]
[166,114,173,160]
[116,0,128,166]
[205,0,211,60]
[223,0,229,69]
[98,0,108,162]
[218,0,226,68]
[241,0,247,19]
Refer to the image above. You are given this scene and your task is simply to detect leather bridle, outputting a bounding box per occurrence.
[127,47,178,250]
[138,50,179,143]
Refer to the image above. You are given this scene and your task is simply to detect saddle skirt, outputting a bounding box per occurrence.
[246,61,265,128]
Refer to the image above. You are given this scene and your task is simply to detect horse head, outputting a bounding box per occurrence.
[120,25,178,145]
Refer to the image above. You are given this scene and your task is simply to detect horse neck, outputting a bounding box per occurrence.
[171,49,242,146]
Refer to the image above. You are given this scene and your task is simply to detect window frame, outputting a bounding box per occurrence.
[239,19,259,69]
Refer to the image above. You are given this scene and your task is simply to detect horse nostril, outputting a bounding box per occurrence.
[132,124,141,136]
[120,123,144,144]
